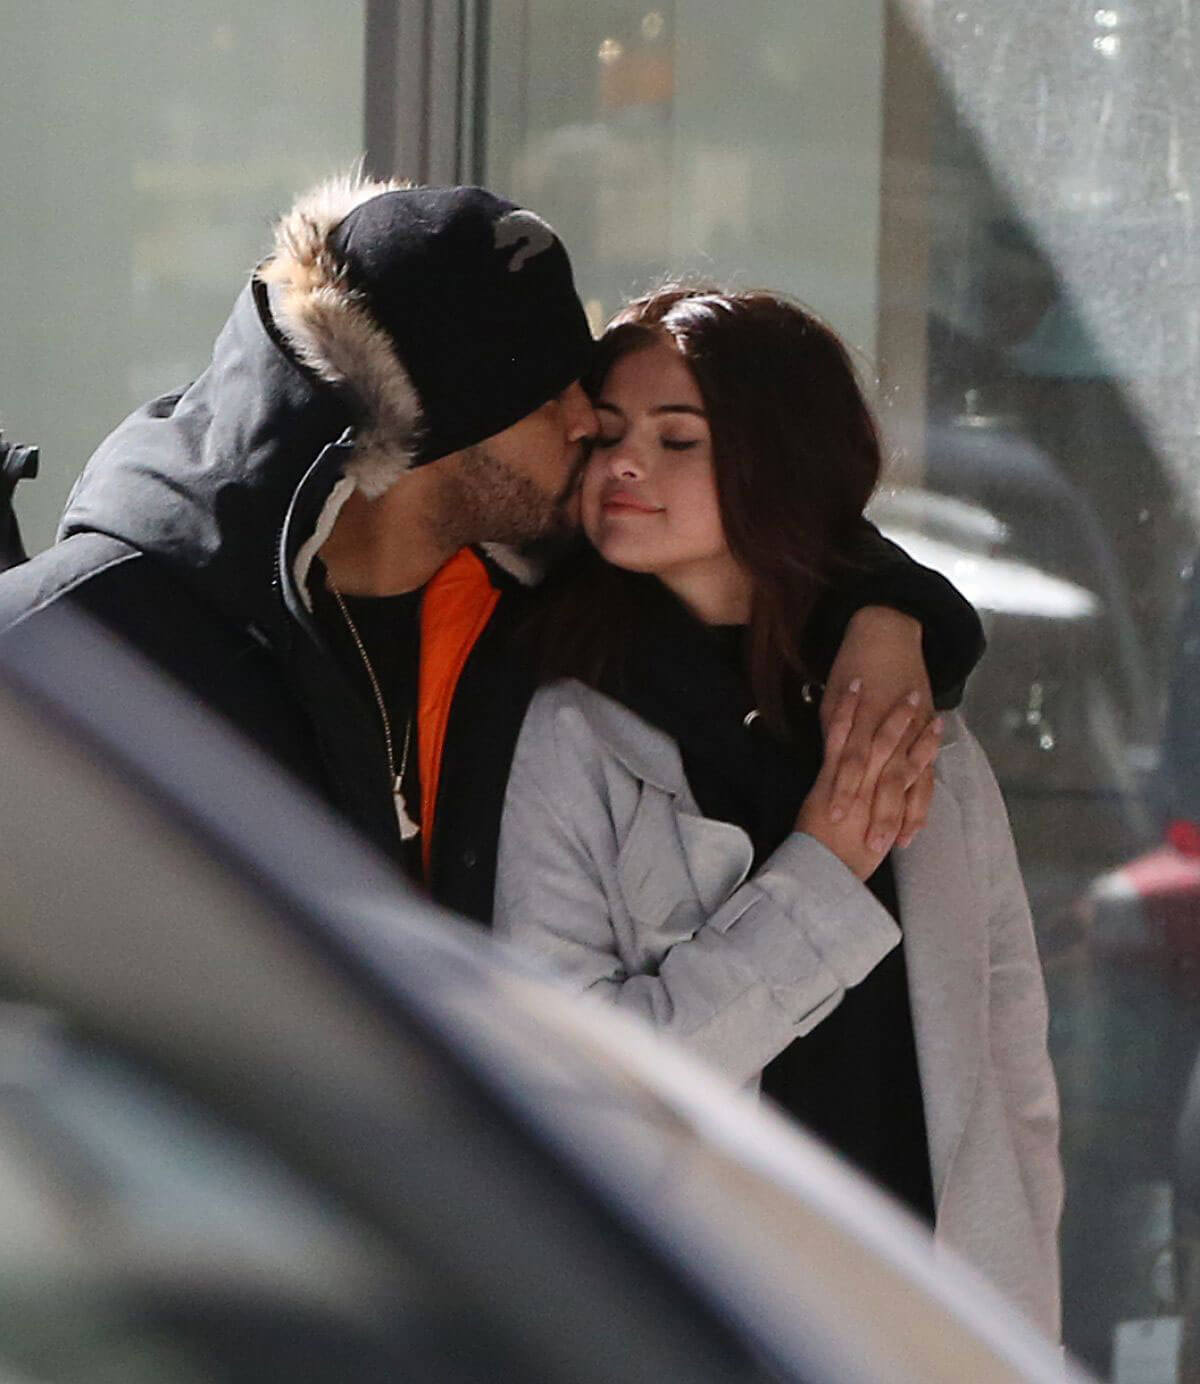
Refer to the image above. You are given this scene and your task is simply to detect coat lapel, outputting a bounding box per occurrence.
[581,676,988,1206]
[893,744,987,1207]
[582,682,755,922]
[676,812,754,912]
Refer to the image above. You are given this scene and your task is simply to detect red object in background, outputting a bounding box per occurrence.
[1168,819,1200,859]
[1106,844,1200,962]
[1084,837,1200,965]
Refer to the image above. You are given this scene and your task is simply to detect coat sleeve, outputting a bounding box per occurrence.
[494,688,902,1086]
[967,731,1064,1334]
[804,519,986,709]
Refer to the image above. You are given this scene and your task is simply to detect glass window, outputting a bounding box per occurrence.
[0,2,365,553]
[485,3,1200,1377]
[485,0,889,354]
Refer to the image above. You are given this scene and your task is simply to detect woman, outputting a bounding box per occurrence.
[494,286,1062,1338]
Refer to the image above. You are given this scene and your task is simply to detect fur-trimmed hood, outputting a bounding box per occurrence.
[259,172,418,501]
[58,173,535,645]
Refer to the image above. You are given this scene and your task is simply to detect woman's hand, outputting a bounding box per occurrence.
[820,605,940,849]
[796,683,943,879]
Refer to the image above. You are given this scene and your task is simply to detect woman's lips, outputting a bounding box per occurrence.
[601,492,660,514]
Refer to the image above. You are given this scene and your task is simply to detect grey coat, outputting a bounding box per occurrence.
[494,679,1063,1340]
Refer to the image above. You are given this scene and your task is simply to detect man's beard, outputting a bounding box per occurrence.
[435,440,590,554]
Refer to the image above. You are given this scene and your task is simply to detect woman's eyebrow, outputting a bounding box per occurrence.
[594,400,707,418]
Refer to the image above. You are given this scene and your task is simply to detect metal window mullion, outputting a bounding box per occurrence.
[427,0,464,184]
[364,0,427,182]
[365,0,482,186]
[458,0,486,185]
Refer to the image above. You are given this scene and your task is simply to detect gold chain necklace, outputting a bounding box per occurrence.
[329,585,420,841]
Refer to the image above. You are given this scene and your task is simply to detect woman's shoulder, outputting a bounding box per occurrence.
[521,680,686,793]
[522,678,620,744]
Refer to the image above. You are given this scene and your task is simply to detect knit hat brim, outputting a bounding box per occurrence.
[259,171,595,497]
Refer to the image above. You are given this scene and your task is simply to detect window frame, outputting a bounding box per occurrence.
[363,0,488,184]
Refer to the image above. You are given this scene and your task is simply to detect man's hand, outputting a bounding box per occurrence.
[819,605,941,850]
[797,683,943,878]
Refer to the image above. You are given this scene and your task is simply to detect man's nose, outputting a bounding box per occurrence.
[561,382,599,441]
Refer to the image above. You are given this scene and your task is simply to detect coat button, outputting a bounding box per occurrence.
[462,848,477,869]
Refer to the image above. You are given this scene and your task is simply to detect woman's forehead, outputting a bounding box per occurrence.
[599,341,702,409]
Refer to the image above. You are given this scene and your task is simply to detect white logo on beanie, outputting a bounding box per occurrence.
[494,210,556,272]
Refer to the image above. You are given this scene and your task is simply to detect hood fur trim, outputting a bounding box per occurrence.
[260,174,544,591]
[259,171,419,499]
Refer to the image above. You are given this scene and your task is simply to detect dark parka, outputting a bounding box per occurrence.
[0,176,984,924]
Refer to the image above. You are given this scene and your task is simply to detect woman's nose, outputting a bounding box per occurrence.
[609,444,644,479]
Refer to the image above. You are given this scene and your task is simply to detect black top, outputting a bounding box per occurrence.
[312,566,425,886]
[605,592,934,1225]
[758,872,936,1226]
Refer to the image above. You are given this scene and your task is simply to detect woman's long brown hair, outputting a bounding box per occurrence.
[536,285,884,738]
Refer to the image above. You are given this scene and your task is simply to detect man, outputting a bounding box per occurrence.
[0,173,983,921]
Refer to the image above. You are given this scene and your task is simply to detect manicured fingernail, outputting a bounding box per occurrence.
[848,677,862,694]
[905,690,921,706]
[897,833,913,848]
[931,715,945,733]
[870,833,889,852]
[831,805,845,822]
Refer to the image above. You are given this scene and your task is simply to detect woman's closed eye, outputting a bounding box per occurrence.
[594,432,700,451]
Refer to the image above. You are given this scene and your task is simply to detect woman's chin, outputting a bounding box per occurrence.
[591,542,666,576]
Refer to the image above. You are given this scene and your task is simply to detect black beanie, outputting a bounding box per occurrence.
[328,186,595,464]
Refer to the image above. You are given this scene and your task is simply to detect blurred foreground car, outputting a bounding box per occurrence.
[0,608,1087,1384]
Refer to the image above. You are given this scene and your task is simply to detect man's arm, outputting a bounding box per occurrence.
[806,518,985,709]
[808,519,986,847]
